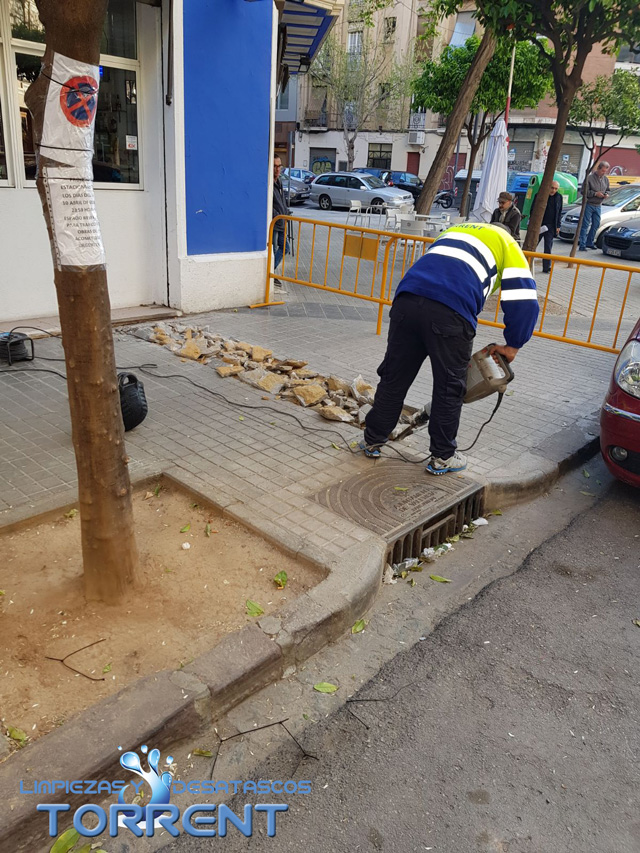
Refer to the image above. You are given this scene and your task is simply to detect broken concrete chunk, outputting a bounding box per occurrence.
[357,403,372,425]
[293,368,318,379]
[292,384,327,406]
[239,368,285,394]
[350,374,375,405]
[216,364,245,377]
[251,345,273,362]
[222,354,244,365]
[282,358,308,369]
[320,405,354,423]
[327,375,351,394]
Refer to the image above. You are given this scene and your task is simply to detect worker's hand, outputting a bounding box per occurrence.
[556,228,560,235]
[490,344,519,363]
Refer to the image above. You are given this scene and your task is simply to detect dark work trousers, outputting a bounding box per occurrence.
[364,293,475,459]
[538,228,555,272]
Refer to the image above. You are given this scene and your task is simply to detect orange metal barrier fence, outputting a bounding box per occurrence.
[251,215,640,354]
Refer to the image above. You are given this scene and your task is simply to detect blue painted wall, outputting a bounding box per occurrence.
[184,0,272,255]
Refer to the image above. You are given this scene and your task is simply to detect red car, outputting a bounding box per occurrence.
[600,317,640,487]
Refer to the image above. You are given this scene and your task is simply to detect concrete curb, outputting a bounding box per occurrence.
[483,409,601,507]
[0,469,385,853]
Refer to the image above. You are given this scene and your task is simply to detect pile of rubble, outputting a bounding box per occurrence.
[128,321,419,436]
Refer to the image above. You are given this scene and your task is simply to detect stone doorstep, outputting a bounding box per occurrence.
[0,471,386,853]
[0,306,180,338]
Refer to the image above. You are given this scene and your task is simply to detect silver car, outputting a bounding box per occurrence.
[283,167,316,185]
[283,175,310,206]
[558,184,640,247]
[309,171,414,211]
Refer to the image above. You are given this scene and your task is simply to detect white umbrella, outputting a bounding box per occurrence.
[472,119,508,223]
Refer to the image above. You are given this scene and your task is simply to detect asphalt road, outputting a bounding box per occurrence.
[164,479,640,853]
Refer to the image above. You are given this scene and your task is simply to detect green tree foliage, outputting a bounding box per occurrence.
[413,35,552,213]
[424,0,640,248]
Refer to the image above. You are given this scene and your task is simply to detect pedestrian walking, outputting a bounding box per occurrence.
[538,181,563,272]
[360,222,539,474]
[579,162,610,250]
[272,155,290,292]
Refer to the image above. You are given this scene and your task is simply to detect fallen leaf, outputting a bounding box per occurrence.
[75,845,93,853]
[102,663,112,674]
[351,619,366,634]
[239,416,245,421]
[313,682,338,694]
[633,620,640,628]
[246,599,264,617]
[0,590,4,596]
[64,508,78,520]
[50,828,81,853]
[205,523,212,538]
[331,442,341,451]
[273,571,288,590]
[447,534,460,543]
[180,523,191,533]
[302,713,310,720]
[583,469,590,478]
[394,486,409,492]
[190,502,200,509]
[429,574,452,583]
[143,491,154,501]
[350,441,359,448]
[410,563,424,572]
[488,509,502,516]
[408,577,417,587]
[6,725,28,745]
[154,484,162,497]
[192,748,213,757]
[579,491,593,497]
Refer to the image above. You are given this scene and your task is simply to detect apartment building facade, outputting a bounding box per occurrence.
[286,0,640,184]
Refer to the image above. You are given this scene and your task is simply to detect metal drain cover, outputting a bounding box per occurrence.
[313,461,483,543]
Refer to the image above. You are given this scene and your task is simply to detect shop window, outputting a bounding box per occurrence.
[367,143,392,170]
[15,55,139,183]
[10,0,45,42]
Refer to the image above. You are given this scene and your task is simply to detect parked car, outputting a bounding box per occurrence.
[352,167,394,185]
[387,171,424,200]
[309,172,414,211]
[602,216,640,261]
[600,315,640,488]
[558,184,640,247]
[282,167,316,185]
[283,175,310,206]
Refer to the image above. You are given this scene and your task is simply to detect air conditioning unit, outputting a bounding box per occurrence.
[408,131,425,145]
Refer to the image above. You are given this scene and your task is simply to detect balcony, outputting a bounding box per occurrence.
[408,112,427,131]
[304,108,329,131]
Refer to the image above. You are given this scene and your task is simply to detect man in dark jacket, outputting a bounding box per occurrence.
[538,180,563,272]
[272,156,290,291]
[490,191,522,240]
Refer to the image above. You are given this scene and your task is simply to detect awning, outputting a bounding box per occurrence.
[280,0,343,74]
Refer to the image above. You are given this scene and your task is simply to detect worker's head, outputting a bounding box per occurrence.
[274,155,283,181]
[498,191,514,209]
[595,161,610,175]
[550,181,560,194]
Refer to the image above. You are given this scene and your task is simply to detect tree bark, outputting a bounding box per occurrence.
[415,30,497,215]
[25,0,139,604]
[523,77,580,250]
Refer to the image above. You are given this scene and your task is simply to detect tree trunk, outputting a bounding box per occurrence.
[523,79,580,250]
[460,140,481,220]
[415,30,497,215]
[345,128,356,171]
[25,0,139,604]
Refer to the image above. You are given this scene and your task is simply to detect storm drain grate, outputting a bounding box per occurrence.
[312,460,484,564]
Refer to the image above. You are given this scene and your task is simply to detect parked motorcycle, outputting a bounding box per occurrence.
[434,190,453,209]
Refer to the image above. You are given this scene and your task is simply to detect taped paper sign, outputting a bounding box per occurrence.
[41,53,99,168]
[44,163,106,269]
[40,53,105,269]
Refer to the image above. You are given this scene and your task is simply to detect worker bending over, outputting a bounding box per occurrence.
[360,222,539,474]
